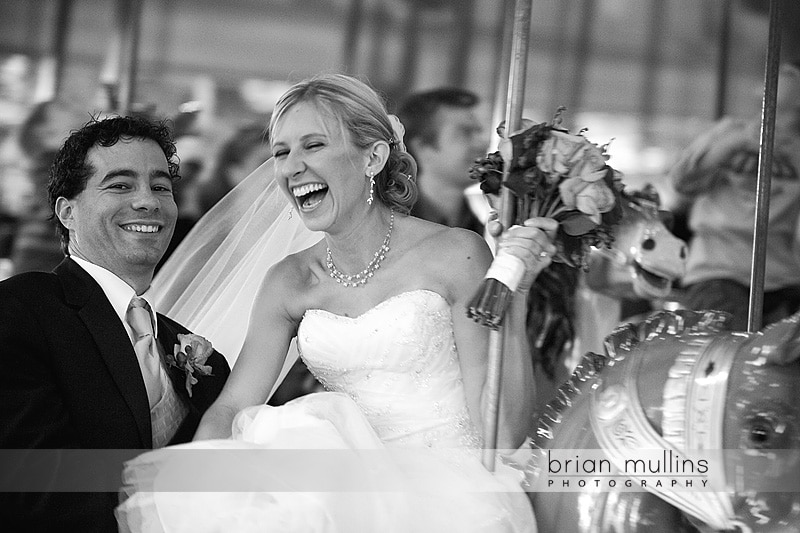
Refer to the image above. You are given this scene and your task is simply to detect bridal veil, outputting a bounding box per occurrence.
[152,160,322,397]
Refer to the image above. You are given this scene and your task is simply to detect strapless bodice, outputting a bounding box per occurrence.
[297,289,482,449]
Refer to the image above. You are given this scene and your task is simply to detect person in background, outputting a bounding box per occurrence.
[197,120,273,214]
[396,87,488,233]
[668,60,800,331]
[10,99,83,274]
[0,115,230,533]
[157,106,208,270]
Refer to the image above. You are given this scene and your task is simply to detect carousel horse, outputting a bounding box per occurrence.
[584,185,687,301]
[525,309,800,532]
[529,186,688,412]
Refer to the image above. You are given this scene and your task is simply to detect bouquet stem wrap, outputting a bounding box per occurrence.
[467,254,525,330]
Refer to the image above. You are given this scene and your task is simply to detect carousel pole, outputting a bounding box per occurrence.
[117,0,143,115]
[99,0,143,114]
[714,0,733,120]
[488,0,514,148]
[341,0,364,75]
[482,0,532,471]
[747,0,783,333]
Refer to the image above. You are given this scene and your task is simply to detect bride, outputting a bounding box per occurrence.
[117,73,557,532]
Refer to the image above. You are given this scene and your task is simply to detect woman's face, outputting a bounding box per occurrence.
[271,102,370,232]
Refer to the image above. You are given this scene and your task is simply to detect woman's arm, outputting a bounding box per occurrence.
[447,230,494,443]
[193,260,299,440]
[449,219,557,450]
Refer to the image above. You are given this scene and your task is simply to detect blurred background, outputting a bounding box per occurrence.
[0,0,798,277]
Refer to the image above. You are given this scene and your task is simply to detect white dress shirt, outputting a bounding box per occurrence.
[69,255,159,343]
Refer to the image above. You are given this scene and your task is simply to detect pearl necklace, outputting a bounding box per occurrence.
[326,210,394,288]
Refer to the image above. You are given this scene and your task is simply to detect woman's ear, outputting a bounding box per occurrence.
[54,197,74,229]
[365,140,390,177]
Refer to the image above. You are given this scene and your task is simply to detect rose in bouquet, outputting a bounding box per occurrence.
[467,109,624,328]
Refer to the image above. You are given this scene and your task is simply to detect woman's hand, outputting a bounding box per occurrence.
[493,217,558,293]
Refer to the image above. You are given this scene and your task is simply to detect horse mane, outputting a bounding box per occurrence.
[531,348,606,449]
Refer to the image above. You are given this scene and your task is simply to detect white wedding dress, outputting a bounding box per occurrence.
[117,289,536,532]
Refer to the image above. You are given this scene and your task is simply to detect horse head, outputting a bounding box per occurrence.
[527,309,800,532]
[585,185,687,299]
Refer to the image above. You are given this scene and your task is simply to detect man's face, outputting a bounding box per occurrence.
[57,137,177,279]
[419,106,487,188]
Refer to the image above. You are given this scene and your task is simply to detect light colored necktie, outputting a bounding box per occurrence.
[127,297,165,408]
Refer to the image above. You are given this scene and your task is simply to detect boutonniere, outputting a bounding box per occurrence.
[166,333,214,397]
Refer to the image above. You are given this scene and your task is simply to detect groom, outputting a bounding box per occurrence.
[0,115,230,532]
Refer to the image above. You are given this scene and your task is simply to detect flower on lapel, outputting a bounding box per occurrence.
[167,333,214,397]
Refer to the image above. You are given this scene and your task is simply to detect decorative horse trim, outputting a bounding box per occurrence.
[588,339,739,530]
[528,309,745,529]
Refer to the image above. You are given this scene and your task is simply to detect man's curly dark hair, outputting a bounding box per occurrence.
[47,115,180,254]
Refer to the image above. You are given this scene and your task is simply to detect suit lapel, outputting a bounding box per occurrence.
[57,259,152,447]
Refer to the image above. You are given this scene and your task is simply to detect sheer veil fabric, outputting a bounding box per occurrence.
[152,159,322,398]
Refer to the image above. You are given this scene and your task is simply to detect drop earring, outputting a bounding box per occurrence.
[367,172,375,205]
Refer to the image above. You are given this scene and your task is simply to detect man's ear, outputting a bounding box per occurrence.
[54,197,74,230]
[366,140,390,177]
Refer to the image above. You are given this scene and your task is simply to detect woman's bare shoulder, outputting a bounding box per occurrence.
[396,217,493,296]
[403,217,490,260]
[256,241,324,316]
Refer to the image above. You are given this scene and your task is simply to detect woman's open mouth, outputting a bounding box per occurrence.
[292,183,329,210]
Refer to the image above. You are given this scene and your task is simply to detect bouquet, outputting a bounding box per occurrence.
[467,108,625,329]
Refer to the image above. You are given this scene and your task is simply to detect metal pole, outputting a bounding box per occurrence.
[118,0,143,115]
[569,0,597,115]
[397,3,421,97]
[714,0,733,119]
[639,0,664,146]
[32,0,73,102]
[482,0,531,471]
[488,0,514,149]
[51,0,73,100]
[448,0,475,87]
[747,0,782,333]
[341,0,364,75]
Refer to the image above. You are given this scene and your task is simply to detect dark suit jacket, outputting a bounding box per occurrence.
[0,258,231,532]
[410,195,484,235]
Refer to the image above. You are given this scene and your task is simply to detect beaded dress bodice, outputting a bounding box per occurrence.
[297,289,482,449]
